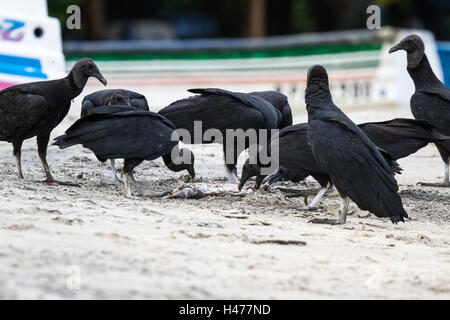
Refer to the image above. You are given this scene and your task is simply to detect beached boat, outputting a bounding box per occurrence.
[437,42,450,87]
[0,0,65,90]
[65,28,443,111]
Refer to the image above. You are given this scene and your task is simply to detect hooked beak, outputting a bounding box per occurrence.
[187,166,196,180]
[389,43,402,54]
[238,173,250,191]
[94,71,108,86]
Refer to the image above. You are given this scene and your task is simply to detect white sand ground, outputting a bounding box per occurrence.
[0,84,449,299]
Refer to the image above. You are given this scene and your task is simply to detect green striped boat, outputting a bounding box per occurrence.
[64,28,443,112]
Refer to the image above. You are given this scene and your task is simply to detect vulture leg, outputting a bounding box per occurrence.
[130,173,144,196]
[13,140,24,179]
[123,172,143,198]
[338,196,350,224]
[302,181,331,210]
[37,133,55,182]
[110,159,121,182]
[123,158,144,198]
[123,173,134,198]
[417,161,450,187]
[308,194,349,225]
[418,148,450,187]
[446,159,450,185]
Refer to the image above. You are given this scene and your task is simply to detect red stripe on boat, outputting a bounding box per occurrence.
[0,81,16,90]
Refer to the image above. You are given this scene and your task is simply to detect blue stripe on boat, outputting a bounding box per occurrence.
[437,42,450,87]
[0,54,47,79]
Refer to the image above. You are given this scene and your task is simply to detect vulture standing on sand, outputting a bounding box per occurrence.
[53,107,195,197]
[81,89,150,181]
[390,34,450,186]
[158,88,291,183]
[240,123,331,209]
[238,119,448,209]
[0,58,107,183]
[305,65,408,224]
[239,123,326,191]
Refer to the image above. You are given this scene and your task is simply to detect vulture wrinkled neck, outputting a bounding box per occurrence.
[407,54,441,89]
[67,70,87,96]
[305,81,333,106]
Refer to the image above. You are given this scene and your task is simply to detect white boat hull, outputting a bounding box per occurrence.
[0,0,65,90]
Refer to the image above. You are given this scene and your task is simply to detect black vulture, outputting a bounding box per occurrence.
[358,118,448,159]
[81,89,150,181]
[390,34,450,186]
[53,107,195,197]
[248,90,292,129]
[239,118,447,209]
[158,88,291,183]
[240,123,332,208]
[81,89,149,117]
[305,65,407,224]
[239,123,332,209]
[0,58,107,183]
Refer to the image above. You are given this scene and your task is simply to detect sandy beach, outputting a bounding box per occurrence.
[0,86,449,299]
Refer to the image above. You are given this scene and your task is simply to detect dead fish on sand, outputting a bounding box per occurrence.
[164,183,254,199]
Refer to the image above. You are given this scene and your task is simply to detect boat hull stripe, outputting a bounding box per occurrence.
[0,54,47,79]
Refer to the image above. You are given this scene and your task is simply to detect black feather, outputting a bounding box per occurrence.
[305,65,408,223]
[54,110,177,162]
[0,58,106,180]
[81,89,149,117]
[391,34,450,167]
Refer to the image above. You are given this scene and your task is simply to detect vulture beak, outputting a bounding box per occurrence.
[389,43,402,54]
[238,174,250,191]
[187,166,196,180]
[94,71,108,86]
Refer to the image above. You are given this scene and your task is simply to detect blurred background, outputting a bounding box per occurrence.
[49,0,450,41]
[2,0,450,112]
